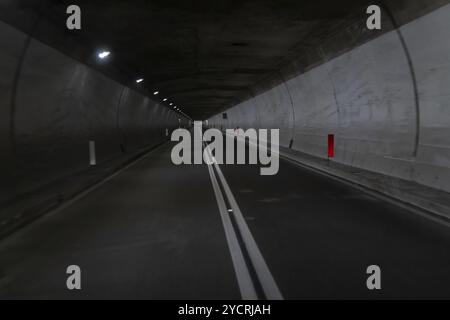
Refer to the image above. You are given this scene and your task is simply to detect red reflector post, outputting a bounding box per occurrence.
[328,134,334,158]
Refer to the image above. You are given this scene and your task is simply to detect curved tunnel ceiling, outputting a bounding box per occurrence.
[1,0,447,119]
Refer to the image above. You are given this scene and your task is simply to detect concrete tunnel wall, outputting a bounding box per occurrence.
[0,20,183,205]
[208,4,450,193]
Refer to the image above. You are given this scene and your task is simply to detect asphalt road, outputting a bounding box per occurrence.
[0,142,239,299]
[0,140,449,299]
[219,152,450,299]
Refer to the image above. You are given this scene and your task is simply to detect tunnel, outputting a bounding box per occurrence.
[0,0,450,301]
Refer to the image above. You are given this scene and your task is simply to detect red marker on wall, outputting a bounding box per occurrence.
[328,134,334,158]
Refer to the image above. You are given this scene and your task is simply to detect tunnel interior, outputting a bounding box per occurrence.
[0,0,450,300]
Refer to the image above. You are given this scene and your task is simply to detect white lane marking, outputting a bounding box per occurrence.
[205,144,284,300]
[204,148,258,300]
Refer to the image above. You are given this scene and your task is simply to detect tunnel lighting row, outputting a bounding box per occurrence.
[96,49,192,120]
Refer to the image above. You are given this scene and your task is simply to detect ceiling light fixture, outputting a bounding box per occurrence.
[98,51,110,59]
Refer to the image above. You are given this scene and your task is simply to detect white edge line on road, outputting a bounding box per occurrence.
[204,143,284,300]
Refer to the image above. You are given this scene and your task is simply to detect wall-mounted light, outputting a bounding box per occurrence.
[153,91,159,95]
[163,98,168,102]
[136,78,144,83]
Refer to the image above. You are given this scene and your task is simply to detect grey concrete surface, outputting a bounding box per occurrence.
[0,21,28,207]
[0,20,182,217]
[2,1,448,119]
[208,3,450,194]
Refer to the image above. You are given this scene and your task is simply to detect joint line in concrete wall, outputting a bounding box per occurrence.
[381,1,421,158]
[9,14,43,164]
[115,86,127,152]
[278,71,296,148]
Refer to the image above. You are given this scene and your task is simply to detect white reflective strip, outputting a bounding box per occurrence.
[89,141,96,166]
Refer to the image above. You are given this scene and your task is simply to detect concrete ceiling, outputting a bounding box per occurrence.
[50,0,375,119]
[4,0,444,119]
